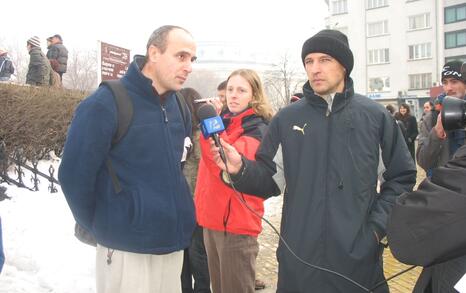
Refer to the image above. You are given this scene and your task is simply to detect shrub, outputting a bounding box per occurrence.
[0,83,86,162]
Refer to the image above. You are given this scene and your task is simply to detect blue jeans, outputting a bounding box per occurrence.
[181,224,211,293]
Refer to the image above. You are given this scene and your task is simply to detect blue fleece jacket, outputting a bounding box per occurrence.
[0,217,4,272]
[59,57,195,254]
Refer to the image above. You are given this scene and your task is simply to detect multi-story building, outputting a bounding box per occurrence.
[443,0,466,63]
[325,0,465,117]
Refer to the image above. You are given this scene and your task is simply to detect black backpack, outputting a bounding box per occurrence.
[74,79,190,246]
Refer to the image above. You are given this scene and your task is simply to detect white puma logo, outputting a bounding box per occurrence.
[292,123,307,135]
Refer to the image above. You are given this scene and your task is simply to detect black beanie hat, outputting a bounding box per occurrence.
[301,29,354,77]
[442,60,464,82]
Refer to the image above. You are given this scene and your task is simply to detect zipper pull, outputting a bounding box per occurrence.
[161,105,168,123]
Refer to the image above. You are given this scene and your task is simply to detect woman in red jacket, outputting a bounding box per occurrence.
[195,69,273,293]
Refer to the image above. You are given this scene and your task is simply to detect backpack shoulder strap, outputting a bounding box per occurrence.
[175,91,191,138]
[99,79,134,193]
[100,80,134,145]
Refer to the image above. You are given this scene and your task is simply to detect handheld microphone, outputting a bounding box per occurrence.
[196,104,227,164]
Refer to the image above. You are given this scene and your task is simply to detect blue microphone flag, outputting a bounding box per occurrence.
[200,116,225,139]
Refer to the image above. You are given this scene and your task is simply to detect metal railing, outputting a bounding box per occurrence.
[0,145,59,194]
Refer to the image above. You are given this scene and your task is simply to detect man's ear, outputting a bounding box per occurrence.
[147,45,160,63]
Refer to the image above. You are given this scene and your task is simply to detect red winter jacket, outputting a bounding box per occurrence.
[195,108,268,237]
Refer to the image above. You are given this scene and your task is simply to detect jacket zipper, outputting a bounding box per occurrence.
[161,105,168,123]
[323,110,332,266]
[160,101,180,243]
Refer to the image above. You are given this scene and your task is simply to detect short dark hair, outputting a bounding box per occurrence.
[385,104,395,115]
[400,103,411,115]
[217,80,227,91]
[146,25,191,54]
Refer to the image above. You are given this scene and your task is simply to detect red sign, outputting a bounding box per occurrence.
[429,85,443,99]
[100,42,130,81]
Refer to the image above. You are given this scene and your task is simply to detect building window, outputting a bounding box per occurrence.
[445,55,466,63]
[368,77,390,92]
[445,30,466,49]
[368,48,390,64]
[408,13,430,30]
[367,0,388,9]
[445,4,466,24]
[368,20,389,37]
[408,43,432,60]
[331,0,347,15]
[409,73,432,89]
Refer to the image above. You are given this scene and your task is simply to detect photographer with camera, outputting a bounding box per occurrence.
[417,61,466,173]
[389,61,466,292]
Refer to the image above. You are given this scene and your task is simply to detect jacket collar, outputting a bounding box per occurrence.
[303,78,355,113]
[123,55,175,100]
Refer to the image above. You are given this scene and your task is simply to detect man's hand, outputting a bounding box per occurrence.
[209,138,243,174]
[434,112,447,139]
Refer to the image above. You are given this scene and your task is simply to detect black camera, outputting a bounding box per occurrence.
[441,97,466,131]
[441,62,466,131]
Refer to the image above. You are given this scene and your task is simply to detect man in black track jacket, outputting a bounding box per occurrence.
[210,30,416,293]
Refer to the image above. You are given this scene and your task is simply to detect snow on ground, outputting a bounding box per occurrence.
[0,160,95,293]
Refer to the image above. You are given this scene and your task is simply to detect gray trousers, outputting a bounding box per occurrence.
[203,228,259,293]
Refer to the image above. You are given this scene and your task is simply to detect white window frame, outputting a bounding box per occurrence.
[409,73,432,89]
[367,20,389,37]
[331,0,348,15]
[408,13,431,30]
[408,43,432,60]
[367,0,388,9]
[368,48,390,64]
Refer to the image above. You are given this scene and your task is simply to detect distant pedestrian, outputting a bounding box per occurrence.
[46,34,68,81]
[0,48,15,82]
[26,36,51,86]
[386,104,408,143]
[398,103,418,163]
[423,101,433,115]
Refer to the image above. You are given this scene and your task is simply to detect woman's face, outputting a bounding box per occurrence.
[226,75,253,114]
[399,106,407,115]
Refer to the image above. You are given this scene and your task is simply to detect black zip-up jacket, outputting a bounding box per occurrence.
[231,79,416,292]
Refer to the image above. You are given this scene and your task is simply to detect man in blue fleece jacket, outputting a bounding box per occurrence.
[59,25,197,293]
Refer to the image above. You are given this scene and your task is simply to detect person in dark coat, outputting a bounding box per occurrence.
[417,61,466,172]
[26,36,51,86]
[208,29,416,293]
[180,87,211,293]
[388,144,466,293]
[46,34,68,81]
[412,60,466,293]
[0,48,15,81]
[59,26,197,293]
[398,103,418,162]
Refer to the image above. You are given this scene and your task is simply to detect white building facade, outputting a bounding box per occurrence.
[325,0,465,114]
[443,0,466,63]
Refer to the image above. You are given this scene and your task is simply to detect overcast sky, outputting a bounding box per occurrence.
[3,0,328,60]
